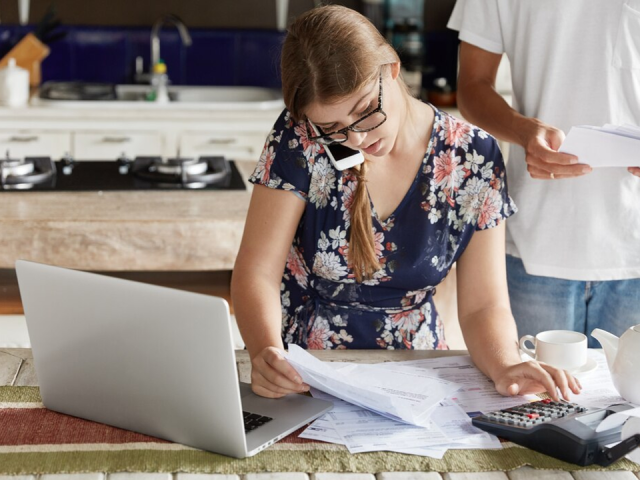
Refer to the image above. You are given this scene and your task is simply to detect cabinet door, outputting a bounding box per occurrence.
[178,132,264,160]
[73,132,163,160]
[0,131,71,159]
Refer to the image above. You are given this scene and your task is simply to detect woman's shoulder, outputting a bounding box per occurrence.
[432,108,498,154]
[266,109,331,170]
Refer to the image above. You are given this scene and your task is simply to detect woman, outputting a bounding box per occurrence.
[231,5,580,402]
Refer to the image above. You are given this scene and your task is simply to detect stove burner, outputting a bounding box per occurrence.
[132,156,232,189]
[0,157,56,190]
[155,157,209,176]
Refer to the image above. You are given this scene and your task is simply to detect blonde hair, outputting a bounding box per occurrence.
[281,5,405,282]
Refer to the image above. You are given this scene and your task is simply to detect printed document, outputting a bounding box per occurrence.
[286,344,459,425]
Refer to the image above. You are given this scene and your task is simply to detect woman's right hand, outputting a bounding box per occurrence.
[250,346,310,398]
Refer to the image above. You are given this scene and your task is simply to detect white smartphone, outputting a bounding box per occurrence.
[308,121,365,171]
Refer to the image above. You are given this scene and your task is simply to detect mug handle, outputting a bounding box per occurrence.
[519,335,536,359]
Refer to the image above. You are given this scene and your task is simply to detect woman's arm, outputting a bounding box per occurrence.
[231,184,308,398]
[456,222,581,400]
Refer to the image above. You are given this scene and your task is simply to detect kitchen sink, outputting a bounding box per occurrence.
[33,82,284,111]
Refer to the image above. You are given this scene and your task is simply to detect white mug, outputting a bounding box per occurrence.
[519,330,588,371]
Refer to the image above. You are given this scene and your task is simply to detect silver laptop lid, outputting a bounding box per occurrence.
[16,260,249,457]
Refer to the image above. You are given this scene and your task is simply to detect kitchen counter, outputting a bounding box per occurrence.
[0,160,257,271]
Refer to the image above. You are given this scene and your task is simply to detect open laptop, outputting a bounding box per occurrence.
[15,260,332,458]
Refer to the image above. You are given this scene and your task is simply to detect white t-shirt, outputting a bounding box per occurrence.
[448,0,640,281]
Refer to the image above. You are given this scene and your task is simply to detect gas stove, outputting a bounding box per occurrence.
[0,155,245,191]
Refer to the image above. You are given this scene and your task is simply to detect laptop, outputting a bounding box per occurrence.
[15,260,332,458]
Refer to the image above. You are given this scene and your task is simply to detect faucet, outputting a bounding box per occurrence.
[151,14,192,71]
[135,14,192,84]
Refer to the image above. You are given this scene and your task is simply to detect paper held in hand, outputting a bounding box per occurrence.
[558,123,640,167]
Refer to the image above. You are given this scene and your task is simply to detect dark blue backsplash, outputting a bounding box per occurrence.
[0,25,285,88]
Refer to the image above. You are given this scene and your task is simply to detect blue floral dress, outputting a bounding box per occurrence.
[249,106,516,350]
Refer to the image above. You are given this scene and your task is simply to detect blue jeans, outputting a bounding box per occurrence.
[506,255,640,348]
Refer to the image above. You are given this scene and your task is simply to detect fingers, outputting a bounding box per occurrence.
[495,362,560,401]
[540,363,572,400]
[628,167,640,178]
[525,128,592,179]
[495,361,585,401]
[523,362,562,401]
[525,151,592,179]
[251,347,309,398]
[252,371,305,398]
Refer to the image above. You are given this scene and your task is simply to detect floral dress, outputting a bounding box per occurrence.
[249,106,516,350]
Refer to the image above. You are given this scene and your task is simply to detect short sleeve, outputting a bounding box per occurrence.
[249,109,318,201]
[455,128,517,231]
[447,0,505,55]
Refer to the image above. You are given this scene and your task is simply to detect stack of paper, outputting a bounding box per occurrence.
[286,345,537,457]
[559,123,640,167]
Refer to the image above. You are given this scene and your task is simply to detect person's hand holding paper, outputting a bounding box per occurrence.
[518,119,588,180]
[559,123,640,176]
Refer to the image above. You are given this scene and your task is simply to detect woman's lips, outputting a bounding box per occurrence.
[362,139,381,155]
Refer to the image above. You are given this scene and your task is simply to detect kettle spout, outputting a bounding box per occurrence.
[591,328,619,370]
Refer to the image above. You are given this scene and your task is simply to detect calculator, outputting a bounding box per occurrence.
[472,399,640,466]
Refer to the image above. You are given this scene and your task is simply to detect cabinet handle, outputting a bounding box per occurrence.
[102,136,131,143]
[208,138,237,145]
[9,135,39,142]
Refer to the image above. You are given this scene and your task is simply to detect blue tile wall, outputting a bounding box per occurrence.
[0,25,285,88]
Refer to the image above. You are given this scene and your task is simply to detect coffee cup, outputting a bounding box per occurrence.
[519,330,587,371]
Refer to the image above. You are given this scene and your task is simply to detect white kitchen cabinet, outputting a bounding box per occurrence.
[178,131,265,159]
[0,131,71,159]
[73,131,164,160]
[0,106,279,163]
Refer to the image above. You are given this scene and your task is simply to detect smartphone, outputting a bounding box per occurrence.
[308,121,365,171]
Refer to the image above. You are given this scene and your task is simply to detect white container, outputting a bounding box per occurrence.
[0,58,30,107]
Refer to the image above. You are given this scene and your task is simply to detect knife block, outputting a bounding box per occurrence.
[0,33,50,86]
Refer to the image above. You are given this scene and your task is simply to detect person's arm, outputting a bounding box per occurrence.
[456,222,581,400]
[456,42,590,180]
[231,184,308,398]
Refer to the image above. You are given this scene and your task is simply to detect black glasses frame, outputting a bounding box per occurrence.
[305,73,387,145]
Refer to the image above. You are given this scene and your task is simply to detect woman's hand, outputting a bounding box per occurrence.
[250,346,310,398]
[519,119,591,180]
[492,360,582,401]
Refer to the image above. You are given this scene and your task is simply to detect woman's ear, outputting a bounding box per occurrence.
[389,62,401,80]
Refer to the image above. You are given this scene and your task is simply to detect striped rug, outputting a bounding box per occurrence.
[1,387,638,475]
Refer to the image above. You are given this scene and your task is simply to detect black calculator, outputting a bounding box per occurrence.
[472,400,640,466]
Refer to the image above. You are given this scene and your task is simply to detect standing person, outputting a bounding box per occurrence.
[231,5,581,401]
[449,0,640,347]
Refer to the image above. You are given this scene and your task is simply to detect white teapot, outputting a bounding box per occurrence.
[591,325,640,405]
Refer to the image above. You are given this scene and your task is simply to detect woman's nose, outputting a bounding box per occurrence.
[347,130,366,149]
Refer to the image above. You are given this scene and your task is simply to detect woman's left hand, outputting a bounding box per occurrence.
[492,361,582,401]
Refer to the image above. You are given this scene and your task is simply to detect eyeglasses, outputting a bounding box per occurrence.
[305,73,387,145]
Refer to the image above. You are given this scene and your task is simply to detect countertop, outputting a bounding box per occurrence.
[0,160,257,271]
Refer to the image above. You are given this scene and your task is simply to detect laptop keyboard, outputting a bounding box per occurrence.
[243,411,273,433]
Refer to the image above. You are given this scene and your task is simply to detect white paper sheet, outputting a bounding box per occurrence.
[570,350,629,409]
[376,355,538,415]
[301,389,449,457]
[286,344,459,425]
[559,124,640,167]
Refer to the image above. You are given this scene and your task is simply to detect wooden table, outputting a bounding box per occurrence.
[1,348,639,480]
